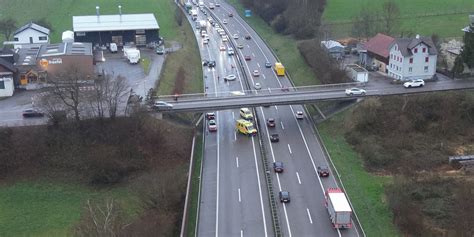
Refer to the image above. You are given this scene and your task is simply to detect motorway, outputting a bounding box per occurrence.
[193,1,362,236]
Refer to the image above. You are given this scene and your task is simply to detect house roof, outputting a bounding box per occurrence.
[0,58,16,72]
[392,36,438,57]
[365,33,394,58]
[15,42,93,67]
[14,22,50,36]
[321,40,345,49]
[462,14,474,33]
[73,13,159,32]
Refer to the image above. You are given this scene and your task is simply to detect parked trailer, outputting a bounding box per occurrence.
[123,46,141,64]
[325,188,352,229]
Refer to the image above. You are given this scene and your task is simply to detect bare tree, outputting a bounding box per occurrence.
[103,75,129,119]
[0,18,17,41]
[352,5,379,39]
[74,199,128,237]
[381,0,400,35]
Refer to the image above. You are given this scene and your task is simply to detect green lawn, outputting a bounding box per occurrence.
[0,181,140,237]
[323,0,474,38]
[186,133,203,237]
[226,0,318,86]
[0,0,178,43]
[318,112,399,236]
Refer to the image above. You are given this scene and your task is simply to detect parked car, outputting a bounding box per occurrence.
[224,74,237,81]
[156,46,165,55]
[295,111,304,119]
[208,60,216,67]
[245,34,251,40]
[270,134,279,142]
[253,69,260,77]
[345,88,366,96]
[22,109,44,118]
[404,79,425,88]
[152,101,173,110]
[208,119,217,132]
[279,191,290,203]
[215,2,220,7]
[267,118,276,127]
[265,62,272,68]
[317,166,330,177]
[273,161,284,173]
[254,82,261,90]
[244,55,251,61]
[206,112,215,120]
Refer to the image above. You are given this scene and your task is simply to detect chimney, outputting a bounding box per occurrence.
[96,6,100,22]
[118,5,122,22]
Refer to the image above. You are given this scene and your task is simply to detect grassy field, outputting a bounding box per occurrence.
[323,0,474,38]
[0,181,139,237]
[186,133,203,237]
[318,111,399,236]
[226,0,319,86]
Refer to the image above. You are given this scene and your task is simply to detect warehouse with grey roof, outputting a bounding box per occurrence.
[73,6,160,47]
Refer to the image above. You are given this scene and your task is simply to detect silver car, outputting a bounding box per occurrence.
[224,74,237,81]
[345,88,366,96]
[152,101,173,110]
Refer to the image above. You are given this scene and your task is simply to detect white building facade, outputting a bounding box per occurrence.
[12,22,50,49]
[387,35,437,81]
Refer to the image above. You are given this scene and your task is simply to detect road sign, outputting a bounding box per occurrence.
[244,9,252,17]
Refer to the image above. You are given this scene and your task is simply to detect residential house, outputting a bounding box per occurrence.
[12,22,50,49]
[461,14,474,33]
[0,58,16,97]
[359,33,394,72]
[387,35,438,81]
[321,40,345,59]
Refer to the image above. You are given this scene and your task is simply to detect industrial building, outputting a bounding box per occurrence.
[73,6,160,47]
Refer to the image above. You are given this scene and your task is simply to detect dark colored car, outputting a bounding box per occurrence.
[281,86,290,92]
[202,59,209,66]
[267,118,276,127]
[245,34,251,40]
[317,166,330,177]
[228,12,233,17]
[265,62,272,68]
[270,134,279,142]
[208,60,216,67]
[244,55,251,61]
[22,109,44,118]
[279,191,290,203]
[206,112,215,120]
[273,161,284,173]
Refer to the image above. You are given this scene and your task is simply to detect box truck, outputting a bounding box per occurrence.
[274,62,285,76]
[123,46,141,64]
[325,188,352,229]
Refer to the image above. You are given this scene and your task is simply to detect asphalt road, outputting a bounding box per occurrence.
[192,8,272,237]
[197,1,364,236]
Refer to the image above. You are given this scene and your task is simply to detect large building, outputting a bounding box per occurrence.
[15,42,93,89]
[387,35,438,81]
[73,6,160,47]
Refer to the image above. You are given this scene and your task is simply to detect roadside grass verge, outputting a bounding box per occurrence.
[0,181,140,237]
[226,0,318,86]
[318,111,399,237]
[323,0,473,38]
[186,133,203,237]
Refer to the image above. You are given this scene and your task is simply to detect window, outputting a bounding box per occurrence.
[136,29,145,34]
[14,37,18,41]
[409,67,412,73]
[422,48,426,53]
[0,81,4,89]
[424,66,429,72]
[76,32,86,36]
[425,57,429,63]
[409,58,413,63]
[414,48,418,53]
[39,36,47,41]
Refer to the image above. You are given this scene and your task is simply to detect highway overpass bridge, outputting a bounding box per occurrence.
[155,80,474,112]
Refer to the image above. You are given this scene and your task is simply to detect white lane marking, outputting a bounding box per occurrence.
[232,111,235,119]
[296,172,301,184]
[257,63,260,68]
[241,230,244,237]
[251,136,268,237]
[280,121,285,130]
[236,156,239,168]
[252,53,255,57]
[258,108,292,237]
[234,131,237,141]
[287,144,292,154]
[306,208,313,224]
[262,74,266,79]
[215,111,220,237]
[274,105,278,111]
[247,44,250,48]
[238,188,241,202]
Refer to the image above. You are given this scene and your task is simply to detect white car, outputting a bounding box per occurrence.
[233,34,239,39]
[222,36,228,42]
[253,70,260,77]
[223,19,228,24]
[219,45,226,51]
[224,74,237,81]
[295,111,304,119]
[404,79,425,88]
[254,82,262,90]
[345,88,366,96]
[203,38,209,44]
[152,101,173,110]
[231,91,245,96]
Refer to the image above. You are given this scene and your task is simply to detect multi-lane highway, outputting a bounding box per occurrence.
[191,1,363,236]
